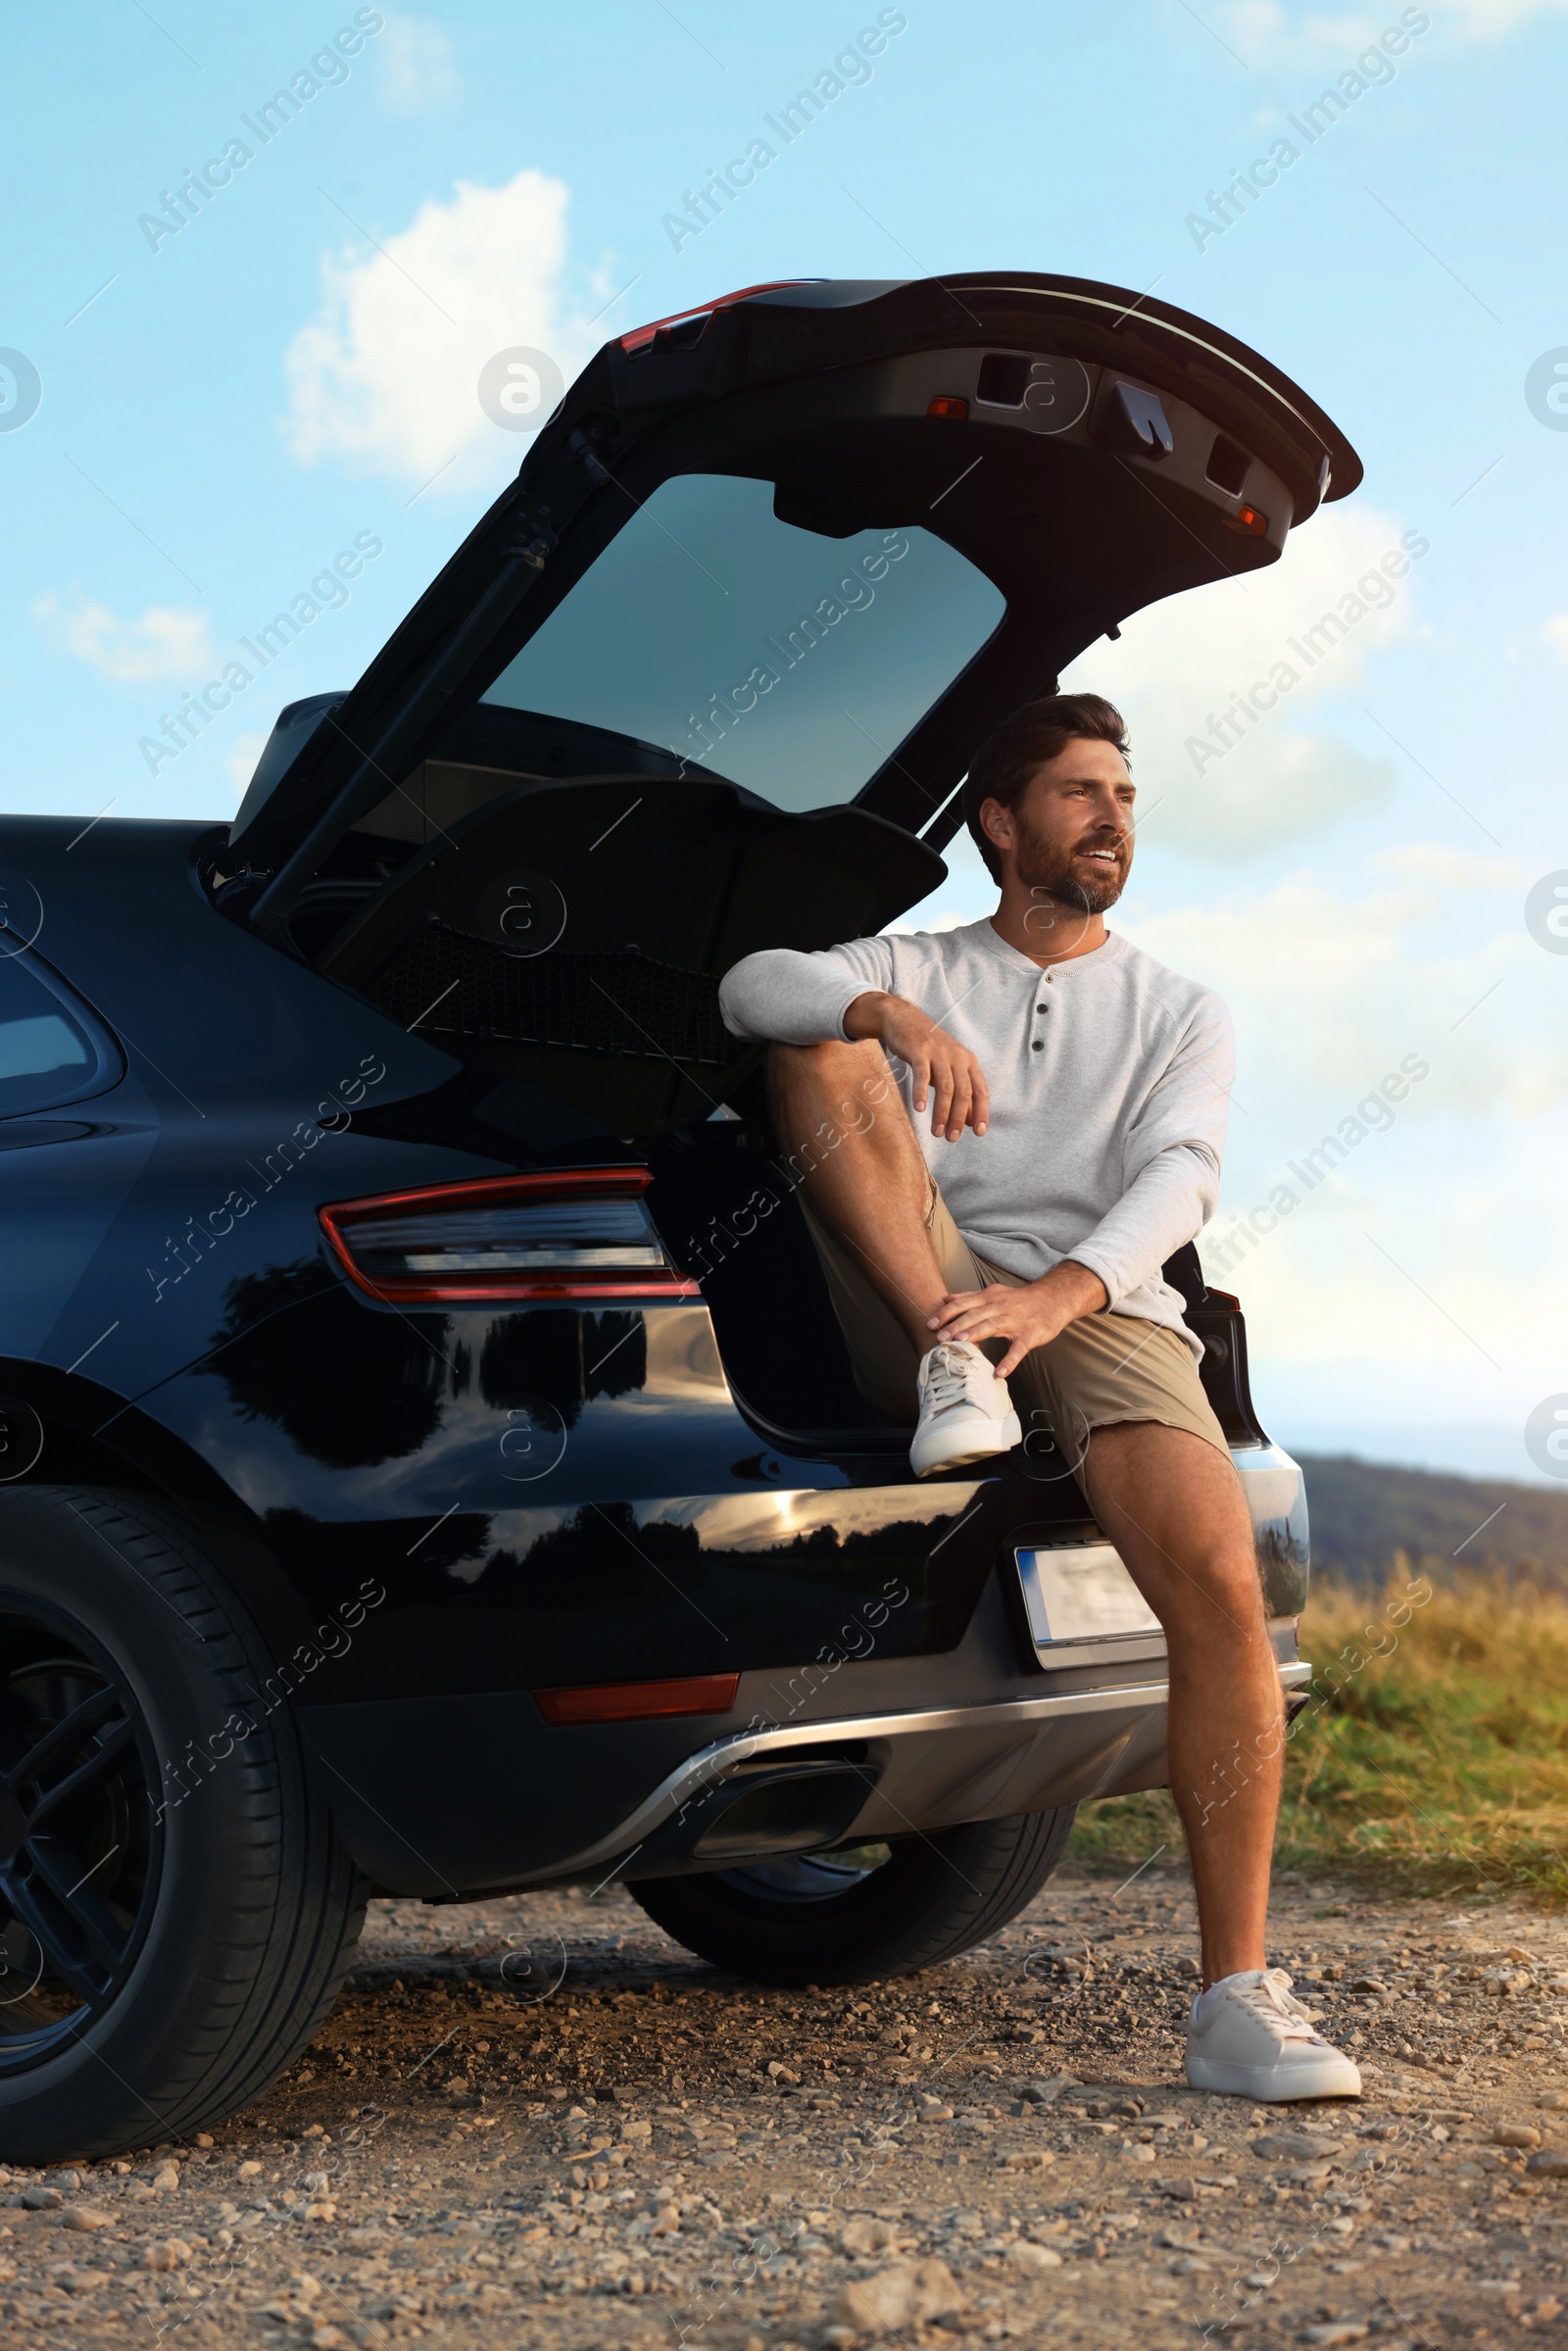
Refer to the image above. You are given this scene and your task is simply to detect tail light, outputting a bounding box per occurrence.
[532,1672,740,1725]
[318,1170,698,1303]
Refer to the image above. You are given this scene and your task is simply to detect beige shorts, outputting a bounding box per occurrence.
[800,1181,1230,1467]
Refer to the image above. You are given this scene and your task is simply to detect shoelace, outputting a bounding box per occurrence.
[1225,1967,1322,2042]
[923,1343,990,1413]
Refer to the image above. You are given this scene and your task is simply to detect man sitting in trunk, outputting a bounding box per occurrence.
[717,692,1358,2105]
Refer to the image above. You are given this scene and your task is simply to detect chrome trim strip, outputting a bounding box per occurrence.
[546,1661,1311,1882]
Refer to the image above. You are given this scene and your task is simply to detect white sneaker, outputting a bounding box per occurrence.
[909,1341,1021,1477]
[1185,1967,1362,2103]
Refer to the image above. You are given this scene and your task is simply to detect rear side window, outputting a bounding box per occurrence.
[0,942,120,1118]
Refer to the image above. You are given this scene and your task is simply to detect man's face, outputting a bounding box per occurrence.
[981,736,1135,915]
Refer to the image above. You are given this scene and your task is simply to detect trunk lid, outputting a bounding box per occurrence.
[220,270,1360,1131]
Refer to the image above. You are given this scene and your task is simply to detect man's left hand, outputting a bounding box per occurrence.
[929,1260,1109,1378]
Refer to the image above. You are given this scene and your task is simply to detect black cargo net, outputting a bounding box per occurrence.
[368,920,733,1064]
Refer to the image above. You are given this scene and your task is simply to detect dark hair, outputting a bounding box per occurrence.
[962,693,1130,881]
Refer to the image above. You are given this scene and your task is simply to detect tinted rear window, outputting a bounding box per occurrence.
[480,472,1004,812]
[0,945,115,1117]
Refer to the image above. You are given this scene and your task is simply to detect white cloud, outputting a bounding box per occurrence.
[1061,501,1425,858]
[1370,840,1532,891]
[282,169,595,492]
[1119,852,1568,1417]
[1125,860,1567,1121]
[1431,0,1568,35]
[33,592,216,684]
[1147,735,1397,857]
[1200,0,1568,66]
[372,14,460,114]
[1544,612,1568,663]
[1184,1086,1568,1426]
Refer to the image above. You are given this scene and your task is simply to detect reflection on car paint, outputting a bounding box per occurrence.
[1232,1444,1310,1614]
[430,1481,984,1586]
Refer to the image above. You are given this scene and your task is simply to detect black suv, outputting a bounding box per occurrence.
[0,272,1355,2161]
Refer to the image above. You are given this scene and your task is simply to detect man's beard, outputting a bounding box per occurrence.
[1014,816,1130,919]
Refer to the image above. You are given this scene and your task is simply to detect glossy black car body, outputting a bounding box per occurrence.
[0,273,1356,2155]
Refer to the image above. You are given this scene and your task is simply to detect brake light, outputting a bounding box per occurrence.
[926,394,969,419]
[533,1673,740,1725]
[1224,502,1269,538]
[619,279,821,354]
[318,1170,699,1303]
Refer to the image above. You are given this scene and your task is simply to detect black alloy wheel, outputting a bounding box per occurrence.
[0,1603,164,2075]
[0,1487,367,2164]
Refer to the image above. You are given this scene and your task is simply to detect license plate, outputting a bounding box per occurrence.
[1014,1543,1161,1646]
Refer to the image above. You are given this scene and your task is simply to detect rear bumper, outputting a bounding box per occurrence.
[299,1650,1310,1898]
[298,1477,1311,1899]
[547,1661,1313,1884]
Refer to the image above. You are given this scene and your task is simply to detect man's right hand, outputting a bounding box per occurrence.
[843,991,991,1141]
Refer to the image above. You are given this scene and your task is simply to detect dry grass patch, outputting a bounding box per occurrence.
[1068,1564,1568,1904]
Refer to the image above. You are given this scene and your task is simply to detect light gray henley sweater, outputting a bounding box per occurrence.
[718,920,1234,1353]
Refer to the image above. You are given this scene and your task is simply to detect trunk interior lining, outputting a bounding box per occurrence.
[315,770,944,1134]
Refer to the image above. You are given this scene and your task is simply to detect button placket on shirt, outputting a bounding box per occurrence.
[1032,966,1053,1049]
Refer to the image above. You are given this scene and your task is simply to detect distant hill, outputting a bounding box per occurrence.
[1294,1452,1568,1585]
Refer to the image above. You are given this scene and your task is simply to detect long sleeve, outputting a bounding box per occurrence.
[718,938,897,1047]
[1065,1139,1221,1308]
[1061,993,1234,1308]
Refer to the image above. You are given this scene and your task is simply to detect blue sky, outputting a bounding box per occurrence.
[3,0,1565,1483]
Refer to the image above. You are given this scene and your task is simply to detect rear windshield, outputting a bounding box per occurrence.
[480,472,1005,812]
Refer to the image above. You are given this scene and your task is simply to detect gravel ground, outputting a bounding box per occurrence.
[6,1862,1568,2349]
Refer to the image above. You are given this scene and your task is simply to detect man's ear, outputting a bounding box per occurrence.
[978,796,1012,856]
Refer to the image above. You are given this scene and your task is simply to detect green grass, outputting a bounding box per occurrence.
[1066,1563,1568,1906]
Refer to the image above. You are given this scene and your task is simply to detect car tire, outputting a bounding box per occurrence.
[630,1806,1077,1986]
[0,1486,367,2162]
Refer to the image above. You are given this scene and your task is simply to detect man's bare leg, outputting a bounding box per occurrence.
[1081,1420,1282,1985]
[767,1039,947,1353]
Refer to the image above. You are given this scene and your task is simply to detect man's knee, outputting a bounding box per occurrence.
[1160,1542,1270,1645]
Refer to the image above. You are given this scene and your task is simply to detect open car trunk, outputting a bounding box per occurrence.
[214,271,1356,1453]
[220,269,1359,1147]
